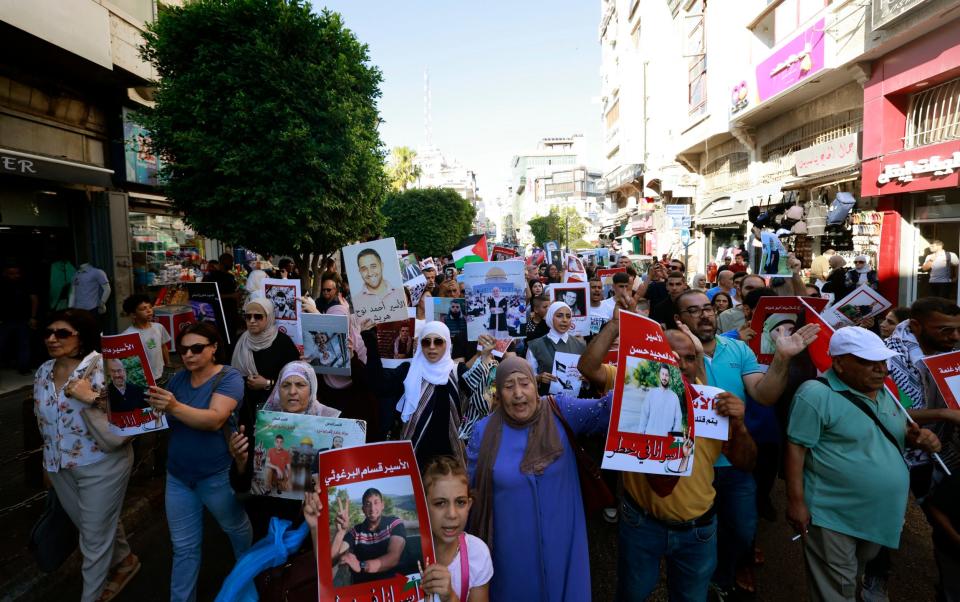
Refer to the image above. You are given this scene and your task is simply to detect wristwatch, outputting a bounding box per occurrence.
[359,561,368,572]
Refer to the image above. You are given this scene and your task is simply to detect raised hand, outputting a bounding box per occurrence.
[775,323,820,359]
[303,482,323,532]
[676,322,704,357]
[229,425,249,468]
[335,495,350,533]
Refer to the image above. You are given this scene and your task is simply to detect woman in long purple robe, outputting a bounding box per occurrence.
[467,356,611,601]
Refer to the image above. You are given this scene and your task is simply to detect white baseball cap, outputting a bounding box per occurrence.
[828,326,899,361]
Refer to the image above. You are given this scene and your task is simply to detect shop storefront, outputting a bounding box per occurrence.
[861,20,960,304]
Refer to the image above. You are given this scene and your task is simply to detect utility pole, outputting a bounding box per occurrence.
[565,214,570,253]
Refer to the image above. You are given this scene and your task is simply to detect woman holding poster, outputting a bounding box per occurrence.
[526,301,586,395]
[467,356,612,601]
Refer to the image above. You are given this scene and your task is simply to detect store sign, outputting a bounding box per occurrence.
[0,148,114,187]
[667,215,691,229]
[872,0,928,30]
[877,152,960,185]
[730,80,750,115]
[756,19,825,102]
[794,133,860,176]
[122,107,163,186]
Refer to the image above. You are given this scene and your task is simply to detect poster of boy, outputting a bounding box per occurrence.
[102,333,166,434]
[343,238,409,325]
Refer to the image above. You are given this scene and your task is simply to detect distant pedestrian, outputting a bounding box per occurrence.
[0,263,38,374]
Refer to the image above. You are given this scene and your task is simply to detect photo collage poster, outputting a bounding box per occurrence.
[101,333,167,435]
[748,296,829,365]
[252,410,366,500]
[546,282,591,337]
[343,238,409,325]
[262,277,303,348]
[399,252,429,308]
[317,441,435,602]
[463,260,527,342]
[301,313,351,376]
[601,311,696,476]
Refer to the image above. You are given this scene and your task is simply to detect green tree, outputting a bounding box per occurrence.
[527,207,586,249]
[139,0,386,292]
[382,188,476,258]
[387,146,422,191]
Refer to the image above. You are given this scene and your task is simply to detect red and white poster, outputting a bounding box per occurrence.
[822,285,892,328]
[563,254,587,282]
[921,351,960,410]
[318,441,435,602]
[491,245,517,261]
[690,384,728,441]
[748,296,829,365]
[601,311,696,476]
[101,333,166,435]
[376,318,417,369]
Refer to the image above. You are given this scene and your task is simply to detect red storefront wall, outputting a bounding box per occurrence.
[862,19,960,303]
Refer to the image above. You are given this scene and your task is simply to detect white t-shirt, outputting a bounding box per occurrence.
[124,323,170,380]
[447,533,493,600]
[926,250,959,283]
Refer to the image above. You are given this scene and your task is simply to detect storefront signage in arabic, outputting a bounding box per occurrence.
[756,19,825,102]
[794,133,860,176]
[877,152,960,185]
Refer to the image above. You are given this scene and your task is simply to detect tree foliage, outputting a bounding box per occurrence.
[382,188,476,258]
[527,207,586,249]
[387,146,422,192]
[139,0,386,279]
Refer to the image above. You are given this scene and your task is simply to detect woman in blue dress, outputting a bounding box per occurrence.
[467,356,612,601]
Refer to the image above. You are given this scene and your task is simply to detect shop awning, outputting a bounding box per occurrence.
[0,147,114,187]
[781,167,860,190]
[695,215,748,228]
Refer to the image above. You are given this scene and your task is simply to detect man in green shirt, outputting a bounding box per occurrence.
[786,326,941,601]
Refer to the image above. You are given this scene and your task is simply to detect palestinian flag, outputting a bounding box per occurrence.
[452,234,488,268]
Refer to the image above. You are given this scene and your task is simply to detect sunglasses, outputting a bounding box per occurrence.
[243,313,265,322]
[321,287,336,292]
[420,337,445,348]
[179,342,213,356]
[44,328,77,340]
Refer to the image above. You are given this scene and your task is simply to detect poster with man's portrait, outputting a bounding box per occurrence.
[376,318,417,369]
[430,298,467,340]
[253,410,365,500]
[101,333,167,435]
[318,441,435,600]
[463,260,527,341]
[546,282,591,336]
[343,238,409,325]
[156,282,231,345]
[822,285,892,328]
[301,313,350,376]
[263,278,303,347]
[748,296,829,365]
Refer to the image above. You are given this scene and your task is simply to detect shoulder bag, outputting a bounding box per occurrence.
[29,488,79,572]
[546,395,616,514]
[815,377,904,457]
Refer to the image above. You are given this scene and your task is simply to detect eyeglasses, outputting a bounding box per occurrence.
[680,305,716,317]
[421,337,445,348]
[43,328,77,340]
[321,287,336,293]
[243,313,265,322]
[855,261,866,264]
[179,342,213,356]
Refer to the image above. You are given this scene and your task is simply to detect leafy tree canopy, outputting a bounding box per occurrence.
[382,188,476,258]
[527,207,586,249]
[139,0,386,268]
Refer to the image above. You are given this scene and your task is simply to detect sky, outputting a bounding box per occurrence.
[314,1,603,200]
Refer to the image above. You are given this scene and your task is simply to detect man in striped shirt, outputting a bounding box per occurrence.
[332,488,407,584]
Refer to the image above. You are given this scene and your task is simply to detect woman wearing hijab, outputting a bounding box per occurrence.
[525,301,587,395]
[760,313,797,354]
[228,361,340,537]
[467,356,612,601]
[690,273,707,290]
[362,320,494,467]
[844,254,879,291]
[245,268,268,300]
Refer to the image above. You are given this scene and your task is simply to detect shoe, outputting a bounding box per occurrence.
[708,583,731,602]
[96,554,141,601]
[861,574,889,602]
[602,507,618,523]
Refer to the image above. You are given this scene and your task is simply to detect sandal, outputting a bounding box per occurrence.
[96,554,141,602]
[735,563,757,594]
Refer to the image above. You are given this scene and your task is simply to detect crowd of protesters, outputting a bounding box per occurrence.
[25,243,960,602]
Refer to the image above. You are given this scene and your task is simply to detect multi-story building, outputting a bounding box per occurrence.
[415,145,479,202]
[509,136,581,244]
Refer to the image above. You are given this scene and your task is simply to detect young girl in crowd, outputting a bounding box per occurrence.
[421,456,493,602]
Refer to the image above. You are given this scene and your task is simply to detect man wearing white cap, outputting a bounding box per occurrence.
[785,327,941,602]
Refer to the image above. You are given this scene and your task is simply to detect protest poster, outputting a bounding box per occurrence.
[399,253,422,281]
[527,249,546,266]
[419,257,436,273]
[429,298,467,340]
[547,282,591,337]
[376,318,417,368]
[545,240,560,264]
[822,285,892,328]
[463,260,527,341]
[748,296,829,365]
[564,254,587,283]
[751,231,792,277]
[598,267,626,299]
[921,351,960,410]
[491,245,517,261]
[550,351,582,396]
[601,311,696,476]
[101,333,166,435]
[596,248,611,268]
[263,278,303,347]
[690,384,728,441]
[301,313,350,376]
[343,238,409,325]
[318,441,435,601]
[155,281,231,345]
[253,410,365,500]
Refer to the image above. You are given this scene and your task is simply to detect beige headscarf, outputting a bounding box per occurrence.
[231,298,278,377]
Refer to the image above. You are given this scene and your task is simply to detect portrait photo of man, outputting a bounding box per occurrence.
[106,358,148,413]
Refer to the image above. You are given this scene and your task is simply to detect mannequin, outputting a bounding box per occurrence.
[69,262,111,315]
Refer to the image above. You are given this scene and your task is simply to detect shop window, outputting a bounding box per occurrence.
[749,0,832,49]
[905,77,960,149]
[606,99,620,129]
[686,0,707,118]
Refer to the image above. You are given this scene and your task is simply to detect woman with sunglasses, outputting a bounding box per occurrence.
[844,254,879,291]
[232,298,300,412]
[147,322,252,602]
[364,321,495,468]
[34,310,139,602]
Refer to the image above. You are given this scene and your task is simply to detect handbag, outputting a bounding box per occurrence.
[254,546,318,602]
[77,355,131,453]
[546,396,616,514]
[29,488,79,573]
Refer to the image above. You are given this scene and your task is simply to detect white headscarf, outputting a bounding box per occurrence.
[396,321,456,422]
[690,273,707,290]
[245,269,267,299]
[263,361,340,417]
[853,255,871,284]
[231,298,278,377]
[546,301,571,343]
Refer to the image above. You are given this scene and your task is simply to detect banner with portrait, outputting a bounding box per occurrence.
[601,311,696,476]
[263,278,303,347]
[301,313,350,376]
[101,333,166,435]
[317,441,435,602]
[546,282,591,337]
[747,296,829,365]
[376,318,417,369]
[491,245,517,261]
[343,238,409,325]
[822,285,892,328]
[463,260,527,341]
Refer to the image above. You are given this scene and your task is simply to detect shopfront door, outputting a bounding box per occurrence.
[914,221,960,301]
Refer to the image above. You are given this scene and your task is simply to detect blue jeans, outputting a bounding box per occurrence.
[165,469,252,602]
[615,496,718,602]
[712,466,758,590]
